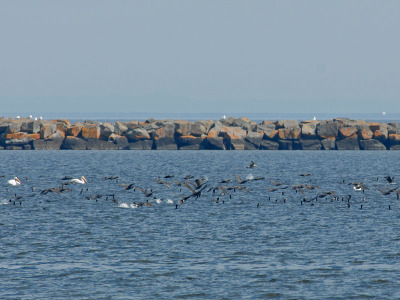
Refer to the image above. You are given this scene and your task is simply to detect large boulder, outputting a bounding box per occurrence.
[126,140,154,150]
[389,134,400,146]
[40,123,57,139]
[373,129,388,143]
[301,123,317,139]
[260,140,279,150]
[177,135,205,149]
[32,140,63,150]
[359,139,386,150]
[81,124,101,140]
[190,123,207,137]
[278,128,301,140]
[278,140,293,150]
[232,117,252,128]
[174,121,191,136]
[276,120,299,129]
[125,128,151,142]
[66,123,83,137]
[6,122,22,134]
[339,126,358,139]
[108,134,129,150]
[62,136,87,150]
[86,139,117,150]
[114,121,128,135]
[316,122,339,139]
[245,131,263,148]
[356,125,373,140]
[300,139,322,150]
[152,123,176,149]
[221,116,235,126]
[206,129,225,150]
[99,123,115,140]
[336,138,360,150]
[47,130,65,142]
[321,138,336,150]
[21,121,40,133]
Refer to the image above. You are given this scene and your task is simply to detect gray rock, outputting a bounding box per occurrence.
[100,123,115,139]
[390,145,400,150]
[62,137,87,150]
[300,139,322,150]
[47,130,65,142]
[4,137,34,146]
[23,144,32,150]
[6,123,21,134]
[276,120,299,129]
[179,144,205,150]
[278,140,293,150]
[321,138,336,150]
[260,140,279,150]
[32,140,63,150]
[317,122,339,139]
[177,136,204,148]
[228,138,245,150]
[210,121,224,131]
[174,122,191,136]
[336,138,360,150]
[84,120,102,125]
[301,123,317,139]
[125,128,151,142]
[359,139,387,150]
[146,118,156,123]
[86,139,117,150]
[245,131,263,148]
[232,117,251,128]
[114,121,128,135]
[190,123,206,137]
[113,136,130,150]
[21,121,40,133]
[153,137,177,150]
[221,117,235,126]
[244,141,258,150]
[206,136,225,150]
[6,145,23,150]
[126,140,153,150]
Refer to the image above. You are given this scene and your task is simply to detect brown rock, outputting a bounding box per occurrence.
[278,128,301,140]
[374,129,388,143]
[174,121,191,136]
[28,133,41,140]
[5,132,28,140]
[339,127,357,139]
[66,123,83,137]
[357,125,373,140]
[48,130,65,141]
[152,123,175,140]
[389,134,400,145]
[81,124,100,140]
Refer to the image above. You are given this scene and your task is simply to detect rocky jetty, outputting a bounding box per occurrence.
[0,116,399,150]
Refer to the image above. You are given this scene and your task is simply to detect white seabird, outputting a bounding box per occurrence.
[7,177,21,186]
[70,176,88,184]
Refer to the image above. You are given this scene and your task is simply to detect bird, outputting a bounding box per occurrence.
[246,161,257,168]
[233,175,249,184]
[385,176,395,184]
[70,176,88,184]
[120,183,135,190]
[7,177,21,186]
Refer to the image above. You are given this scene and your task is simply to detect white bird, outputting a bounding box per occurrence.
[313,116,316,120]
[7,177,21,186]
[70,176,88,184]
[39,116,43,120]
[16,116,20,119]
[222,115,226,119]
[29,115,33,119]
[34,117,38,120]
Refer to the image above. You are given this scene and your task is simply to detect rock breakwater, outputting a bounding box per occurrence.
[1,116,399,150]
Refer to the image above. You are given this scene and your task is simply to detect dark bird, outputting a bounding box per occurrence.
[246,161,257,168]
[270,180,286,186]
[300,173,312,177]
[135,187,154,197]
[156,177,171,189]
[164,175,174,178]
[105,176,119,180]
[385,176,395,184]
[233,175,248,184]
[119,183,135,190]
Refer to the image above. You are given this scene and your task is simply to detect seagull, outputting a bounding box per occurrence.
[70,176,88,184]
[7,177,21,186]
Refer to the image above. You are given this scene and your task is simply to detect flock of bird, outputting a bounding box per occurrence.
[1,160,399,211]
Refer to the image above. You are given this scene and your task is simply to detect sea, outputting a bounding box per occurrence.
[1,149,400,299]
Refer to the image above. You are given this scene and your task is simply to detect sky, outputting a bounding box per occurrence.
[0,0,399,115]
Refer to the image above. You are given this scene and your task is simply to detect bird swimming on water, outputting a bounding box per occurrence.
[7,177,21,186]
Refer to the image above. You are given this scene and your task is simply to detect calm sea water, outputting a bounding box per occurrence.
[1,150,400,299]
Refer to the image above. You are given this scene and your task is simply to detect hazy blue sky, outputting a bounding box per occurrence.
[1,1,399,115]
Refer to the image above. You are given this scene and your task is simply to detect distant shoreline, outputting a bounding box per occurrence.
[0,116,399,150]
